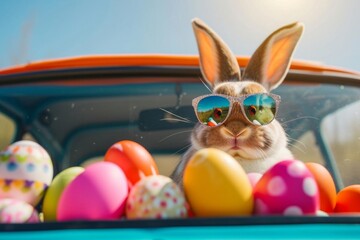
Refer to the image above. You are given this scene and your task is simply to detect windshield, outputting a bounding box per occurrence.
[0,76,359,188]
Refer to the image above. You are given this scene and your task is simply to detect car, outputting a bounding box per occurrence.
[0,55,359,239]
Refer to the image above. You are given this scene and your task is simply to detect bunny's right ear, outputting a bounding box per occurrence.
[192,18,241,88]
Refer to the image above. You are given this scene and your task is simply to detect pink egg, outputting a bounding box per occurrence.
[247,173,263,188]
[253,159,319,215]
[57,162,128,221]
[0,198,39,223]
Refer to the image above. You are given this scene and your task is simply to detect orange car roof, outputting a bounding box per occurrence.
[0,54,359,76]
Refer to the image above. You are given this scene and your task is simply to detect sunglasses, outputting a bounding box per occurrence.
[192,93,281,127]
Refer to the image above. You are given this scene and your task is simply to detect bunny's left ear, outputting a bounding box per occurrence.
[243,22,304,91]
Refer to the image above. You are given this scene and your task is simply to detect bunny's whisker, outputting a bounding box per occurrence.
[283,128,309,133]
[159,130,193,143]
[281,116,319,125]
[287,135,307,150]
[257,148,268,160]
[287,142,307,154]
[173,143,192,156]
[199,77,212,93]
[159,108,192,123]
[160,118,193,124]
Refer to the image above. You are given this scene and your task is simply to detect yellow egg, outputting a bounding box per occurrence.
[183,148,253,217]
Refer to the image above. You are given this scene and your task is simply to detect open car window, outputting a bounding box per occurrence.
[0,74,359,189]
[0,111,16,150]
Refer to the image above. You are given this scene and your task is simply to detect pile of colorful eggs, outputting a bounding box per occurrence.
[0,140,359,223]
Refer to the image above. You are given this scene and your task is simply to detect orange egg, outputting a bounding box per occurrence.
[305,162,337,213]
[335,185,360,213]
[104,140,159,187]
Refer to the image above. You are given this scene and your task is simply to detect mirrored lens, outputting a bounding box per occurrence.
[243,94,276,125]
[197,96,230,126]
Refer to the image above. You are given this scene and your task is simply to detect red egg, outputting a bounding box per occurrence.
[254,160,319,216]
[305,162,337,213]
[104,140,159,187]
[335,185,360,214]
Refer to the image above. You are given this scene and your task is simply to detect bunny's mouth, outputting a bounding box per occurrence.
[227,145,261,161]
[230,138,242,150]
[229,150,247,160]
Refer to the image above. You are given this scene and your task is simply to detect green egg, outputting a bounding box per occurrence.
[42,167,84,221]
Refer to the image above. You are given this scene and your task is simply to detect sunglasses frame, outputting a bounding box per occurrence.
[192,93,281,127]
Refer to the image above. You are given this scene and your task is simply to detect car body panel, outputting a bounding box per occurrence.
[1,54,360,76]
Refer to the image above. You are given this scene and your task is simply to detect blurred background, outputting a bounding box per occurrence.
[0,0,359,71]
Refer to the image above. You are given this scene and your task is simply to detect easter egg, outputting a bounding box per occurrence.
[183,148,253,217]
[0,140,53,206]
[0,198,39,223]
[305,162,337,213]
[316,210,329,216]
[57,162,128,221]
[334,185,360,213]
[254,159,319,215]
[126,175,187,219]
[104,140,159,187]
[247,173,263,188]
[42,167,84,221]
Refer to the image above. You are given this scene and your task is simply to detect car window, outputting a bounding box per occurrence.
[83,81,360,188]
[0,111,16,150]
[286,84,360,187]
[290,131,325,165]
[321,99,360,186]
[0,77,359,188]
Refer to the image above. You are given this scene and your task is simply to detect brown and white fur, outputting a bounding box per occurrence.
[171,18,304,187]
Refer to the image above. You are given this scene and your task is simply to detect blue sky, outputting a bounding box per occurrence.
[1,0,360,71]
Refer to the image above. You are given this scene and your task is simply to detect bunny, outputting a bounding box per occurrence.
[170,18,304,187]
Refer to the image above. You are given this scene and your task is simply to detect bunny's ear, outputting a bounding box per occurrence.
[192,18,241,88]
[243,22,304,91]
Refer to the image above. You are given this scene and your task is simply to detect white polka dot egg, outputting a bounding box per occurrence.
[0,140,53,206]
[126,175,188,219]
[253,159,319,216]
[0,198,39,223]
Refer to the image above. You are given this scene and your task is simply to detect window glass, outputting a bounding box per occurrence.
[321,100,360,186]
[0,112,16,150]
[290,131,325,165]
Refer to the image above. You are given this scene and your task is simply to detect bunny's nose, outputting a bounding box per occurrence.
[221,102,250,134]
[221,121,251,140]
